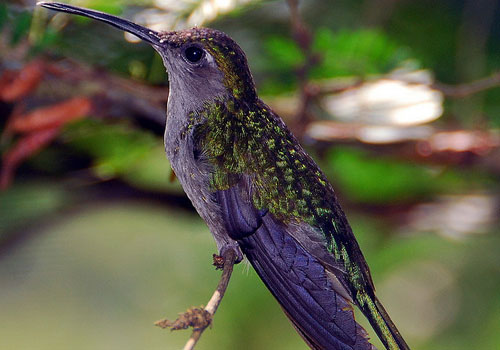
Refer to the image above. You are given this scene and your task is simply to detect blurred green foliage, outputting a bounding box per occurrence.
[311,28,415,78]
[0,1,499,350]
[63,119,159,179]
[323,147,467,203]
[260,28,416,95]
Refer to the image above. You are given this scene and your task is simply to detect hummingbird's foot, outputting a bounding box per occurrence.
[212,254,225,270]
[218,243,244,264]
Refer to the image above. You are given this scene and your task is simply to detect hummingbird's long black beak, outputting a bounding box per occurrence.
[37,2,162,46]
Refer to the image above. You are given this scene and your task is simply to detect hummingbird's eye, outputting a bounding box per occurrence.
[183,46,204,63]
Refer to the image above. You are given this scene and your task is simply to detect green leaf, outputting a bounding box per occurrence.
[264,36,305,68]
[62,119,159,180]
[323,147,460,203]
[11,12,31,45]
[70,0,123,24]
[0,182,69,237]
[311,28,415,78]
[122,145,184,194]
[0,3,7,31]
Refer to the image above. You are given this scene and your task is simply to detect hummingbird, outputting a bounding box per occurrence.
[39,3,410,350]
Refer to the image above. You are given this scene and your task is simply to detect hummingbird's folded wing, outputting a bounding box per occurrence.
[216,183,375,350]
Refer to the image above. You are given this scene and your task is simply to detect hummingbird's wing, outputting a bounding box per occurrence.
[193,101,408,350]
[216,182,375,350]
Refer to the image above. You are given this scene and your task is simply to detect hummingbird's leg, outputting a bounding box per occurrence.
[218,241,244,264]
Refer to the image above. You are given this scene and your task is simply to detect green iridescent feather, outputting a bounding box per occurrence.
[189,98,373,292]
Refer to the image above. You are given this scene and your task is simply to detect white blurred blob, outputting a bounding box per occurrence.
[306,122,434,144]
[426,130,500,155]
[306,121,357,141]
[379,261,459,342]
[266,95,300,119]
[185,0,254,27]
[387,67,434,85]
[356,125,433,144]
[215,0,233,11]
[123,0,255,39]
[405,194,497,240]
[323,69,444,126]
[125,9,178,43]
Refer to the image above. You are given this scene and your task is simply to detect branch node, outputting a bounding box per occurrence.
[155,307,212,331]
[156,249,237,350]
[212,254,225,270]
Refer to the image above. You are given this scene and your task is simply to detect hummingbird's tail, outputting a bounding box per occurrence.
[356,292,410,350]
[238,214,375,350]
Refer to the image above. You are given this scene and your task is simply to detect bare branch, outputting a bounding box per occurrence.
[433,72,500,98]
[306,120,500,164]
[155,249,237,350]
[286,0,320,136]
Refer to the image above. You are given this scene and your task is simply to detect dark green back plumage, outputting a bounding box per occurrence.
[190,97,372,288]
[190,97,409,350]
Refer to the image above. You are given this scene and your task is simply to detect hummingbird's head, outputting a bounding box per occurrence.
[38,2,257,102]
[157,28,256,101]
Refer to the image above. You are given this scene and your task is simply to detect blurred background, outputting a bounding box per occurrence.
[1,0,499,349]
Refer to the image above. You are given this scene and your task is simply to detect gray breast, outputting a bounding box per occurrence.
[164,103,241,258]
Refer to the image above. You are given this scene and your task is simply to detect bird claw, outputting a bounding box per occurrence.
[212,254,225,270]
[218,244,244,264]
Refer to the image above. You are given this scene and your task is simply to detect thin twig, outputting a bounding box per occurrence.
[432,72,500,98]
[303,71,500,100]
[306,120,500,164]
[155,249,237,350]
[286,0,319,136]
[183,249,236,350]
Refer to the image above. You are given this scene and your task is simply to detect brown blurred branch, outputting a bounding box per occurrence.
[287,0,320,136]
[155,249,237,350]
[293,67,500,101]
[44,59,168,129]
[0,58,169,189]
[433,72,500,98]
[306,72,500,100]
[307,121,500,165]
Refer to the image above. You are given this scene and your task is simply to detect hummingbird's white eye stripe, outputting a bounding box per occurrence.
[205,52,215,65]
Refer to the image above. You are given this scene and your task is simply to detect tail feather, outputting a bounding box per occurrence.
[239,215,375,350]
[357,292,410,350]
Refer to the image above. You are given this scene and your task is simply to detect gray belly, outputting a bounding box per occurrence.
[166,140,240,257]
